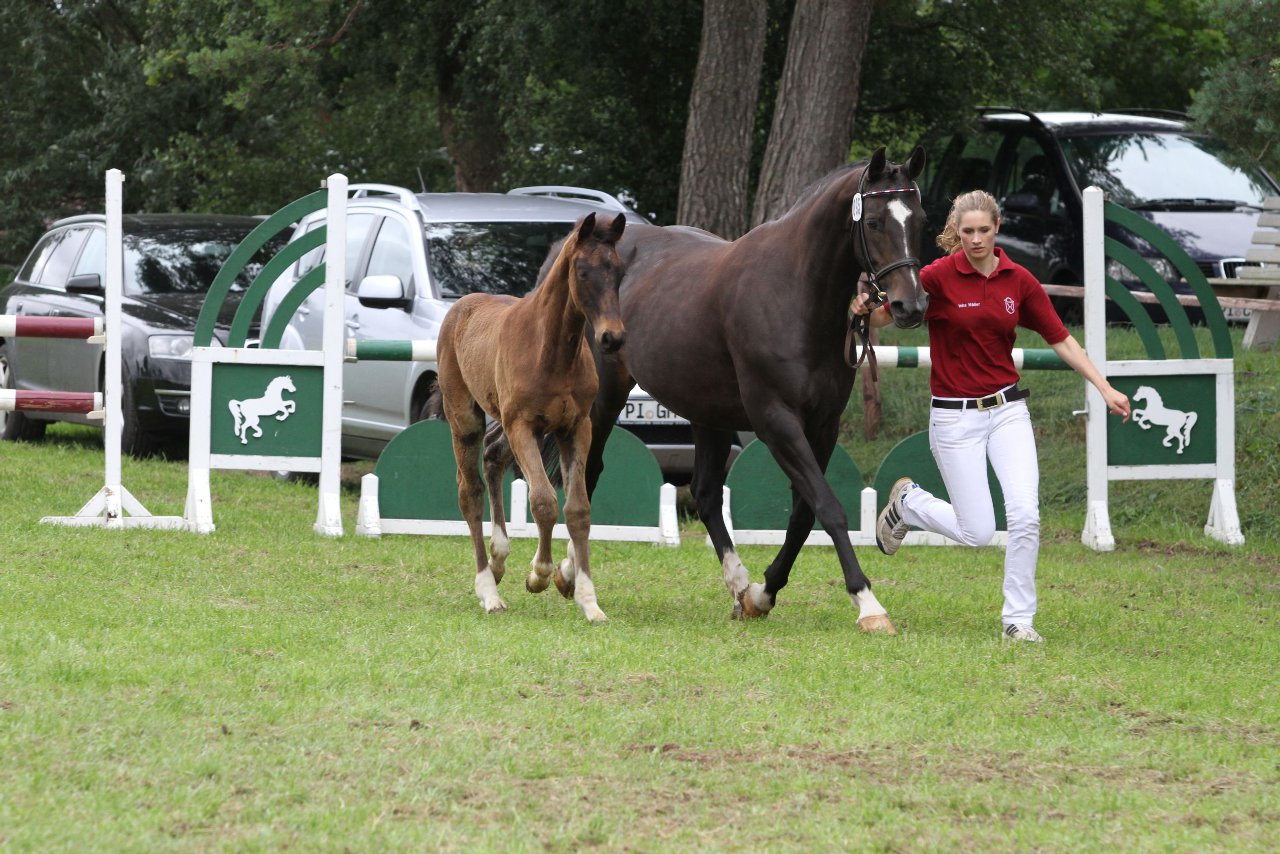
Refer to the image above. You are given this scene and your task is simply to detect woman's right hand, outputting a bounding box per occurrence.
[851,292,874,316]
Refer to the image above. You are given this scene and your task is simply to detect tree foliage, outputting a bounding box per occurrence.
[1188,0,1280,177]
[0,0,1273,268]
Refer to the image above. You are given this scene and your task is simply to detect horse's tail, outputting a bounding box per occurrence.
[484,421,563,489]
[1183,410,1198,444]
[228,399,243,436]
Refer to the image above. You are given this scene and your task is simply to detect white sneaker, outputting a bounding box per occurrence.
[875,476,915,556]
[1003,624,1044,643]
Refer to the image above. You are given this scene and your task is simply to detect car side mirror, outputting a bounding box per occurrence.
[1003,192,1041,214]
[65,273,104,294]
[355,274,410,309]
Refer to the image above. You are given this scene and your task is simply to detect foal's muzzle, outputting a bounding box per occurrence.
[598,328,626,355]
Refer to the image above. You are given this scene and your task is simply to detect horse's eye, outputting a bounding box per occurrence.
[868,219,882,231]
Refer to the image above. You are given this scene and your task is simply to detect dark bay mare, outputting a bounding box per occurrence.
[437,212,627,623]
[538,147,929,632]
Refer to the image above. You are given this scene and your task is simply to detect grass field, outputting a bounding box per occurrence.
[1,325,1278,850]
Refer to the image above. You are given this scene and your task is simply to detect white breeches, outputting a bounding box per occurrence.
[900,396,1041,625]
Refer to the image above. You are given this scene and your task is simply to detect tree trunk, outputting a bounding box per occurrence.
[751,0,874,227]
[676,0,767,240]
[437,96,506,192]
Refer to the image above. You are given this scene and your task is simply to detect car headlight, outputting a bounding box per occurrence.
[1106,257,1179,285]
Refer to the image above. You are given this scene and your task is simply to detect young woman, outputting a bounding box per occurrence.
[854,190,1131,642]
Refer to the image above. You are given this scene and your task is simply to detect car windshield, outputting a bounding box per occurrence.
[1059,132,1275,209]
[426,221,575,299]
[124,224,283,295]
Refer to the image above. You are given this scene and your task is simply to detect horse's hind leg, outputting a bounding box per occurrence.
[555,421,606,623]
[506,421,560,597]
[448,400,505,614]
[483,433,514,584]
[690,426,750,617]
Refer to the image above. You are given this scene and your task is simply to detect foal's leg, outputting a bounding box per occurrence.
[483,431,515,584]
[750,409,894,634]
[690,425,749,617]
[554,421,607,623]
[506,421,559,595]
[448,402,505,614]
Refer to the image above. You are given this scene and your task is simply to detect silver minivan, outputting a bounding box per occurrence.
[263,184,707,471]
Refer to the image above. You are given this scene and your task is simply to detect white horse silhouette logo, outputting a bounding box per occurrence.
[1131,385,1197,454]
[229,375,297,444]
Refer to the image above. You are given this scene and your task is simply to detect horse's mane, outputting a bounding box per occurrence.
[783,158,913,219]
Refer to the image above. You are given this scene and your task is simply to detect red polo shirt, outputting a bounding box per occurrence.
[920,248,1069,398]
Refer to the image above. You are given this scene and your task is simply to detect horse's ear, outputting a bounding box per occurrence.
[867,147,887,180]
[608,213,626,242]
[576,212,597,243]
[905,145,927,181]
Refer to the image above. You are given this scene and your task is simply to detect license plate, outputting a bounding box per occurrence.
[1223,307,1253,322]
[620,399,687,424]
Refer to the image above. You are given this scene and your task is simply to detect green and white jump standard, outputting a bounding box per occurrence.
[1080,185,1243,549]
[184,175,349,535]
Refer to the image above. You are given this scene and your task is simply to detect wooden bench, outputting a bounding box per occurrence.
[1207,196,1280,350]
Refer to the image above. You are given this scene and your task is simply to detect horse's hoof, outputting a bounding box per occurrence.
[484,600,507,614]
[553,564,575,599]
[730,599,744,620]
[585,609,608,624]
[857,614,896,635]
[526,571,551,594]
[739,585,771,620]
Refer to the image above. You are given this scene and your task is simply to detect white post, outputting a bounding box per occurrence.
[658,482,680,546]
[1081,186,1115,551]
[102,168,126,528]
[355,473,382,537]
[314,174,347,536]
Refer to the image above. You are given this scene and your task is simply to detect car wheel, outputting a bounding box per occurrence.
[0,344,48,442]
[119,370,162,459]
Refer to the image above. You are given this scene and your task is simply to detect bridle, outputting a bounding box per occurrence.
[844,166,922,377]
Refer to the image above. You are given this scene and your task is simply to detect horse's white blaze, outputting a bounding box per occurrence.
[745,582,773,614]
[721,551,749,598]
[888,198,914,258]
[850,588,887,619]
[474,567,506,612]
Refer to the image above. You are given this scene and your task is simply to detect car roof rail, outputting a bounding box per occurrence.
[1102,107,1189,121]
[976,106,1050,132]
[346,183,423,213]
[507,185,630,213]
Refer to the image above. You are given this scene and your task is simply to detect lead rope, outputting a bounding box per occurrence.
[844,276,886,380]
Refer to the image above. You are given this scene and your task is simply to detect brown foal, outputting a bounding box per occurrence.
[436,212,626,622]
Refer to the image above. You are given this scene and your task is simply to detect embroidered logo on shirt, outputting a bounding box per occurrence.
[1004,296,1016,315]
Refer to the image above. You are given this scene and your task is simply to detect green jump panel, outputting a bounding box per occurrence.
[873,431,1007,531]
[725,439,864,531]
[588,428,665,527]
[209,363,323,457]
[1105,374,1216,467]
[374,419,511,522]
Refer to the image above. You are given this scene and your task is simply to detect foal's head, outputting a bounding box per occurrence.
[853,146,928,328]
[564,212,627,354]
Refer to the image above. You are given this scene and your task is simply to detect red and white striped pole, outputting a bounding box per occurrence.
[0,316,104,340]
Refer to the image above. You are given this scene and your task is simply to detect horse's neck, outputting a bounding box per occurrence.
[525,252,587,364]
[754,190,861,312]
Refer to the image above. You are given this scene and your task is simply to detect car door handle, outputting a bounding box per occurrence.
[297,304,311,316]
[345,319,361,330]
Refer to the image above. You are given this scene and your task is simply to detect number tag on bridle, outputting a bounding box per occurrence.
[851,193,863,222]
